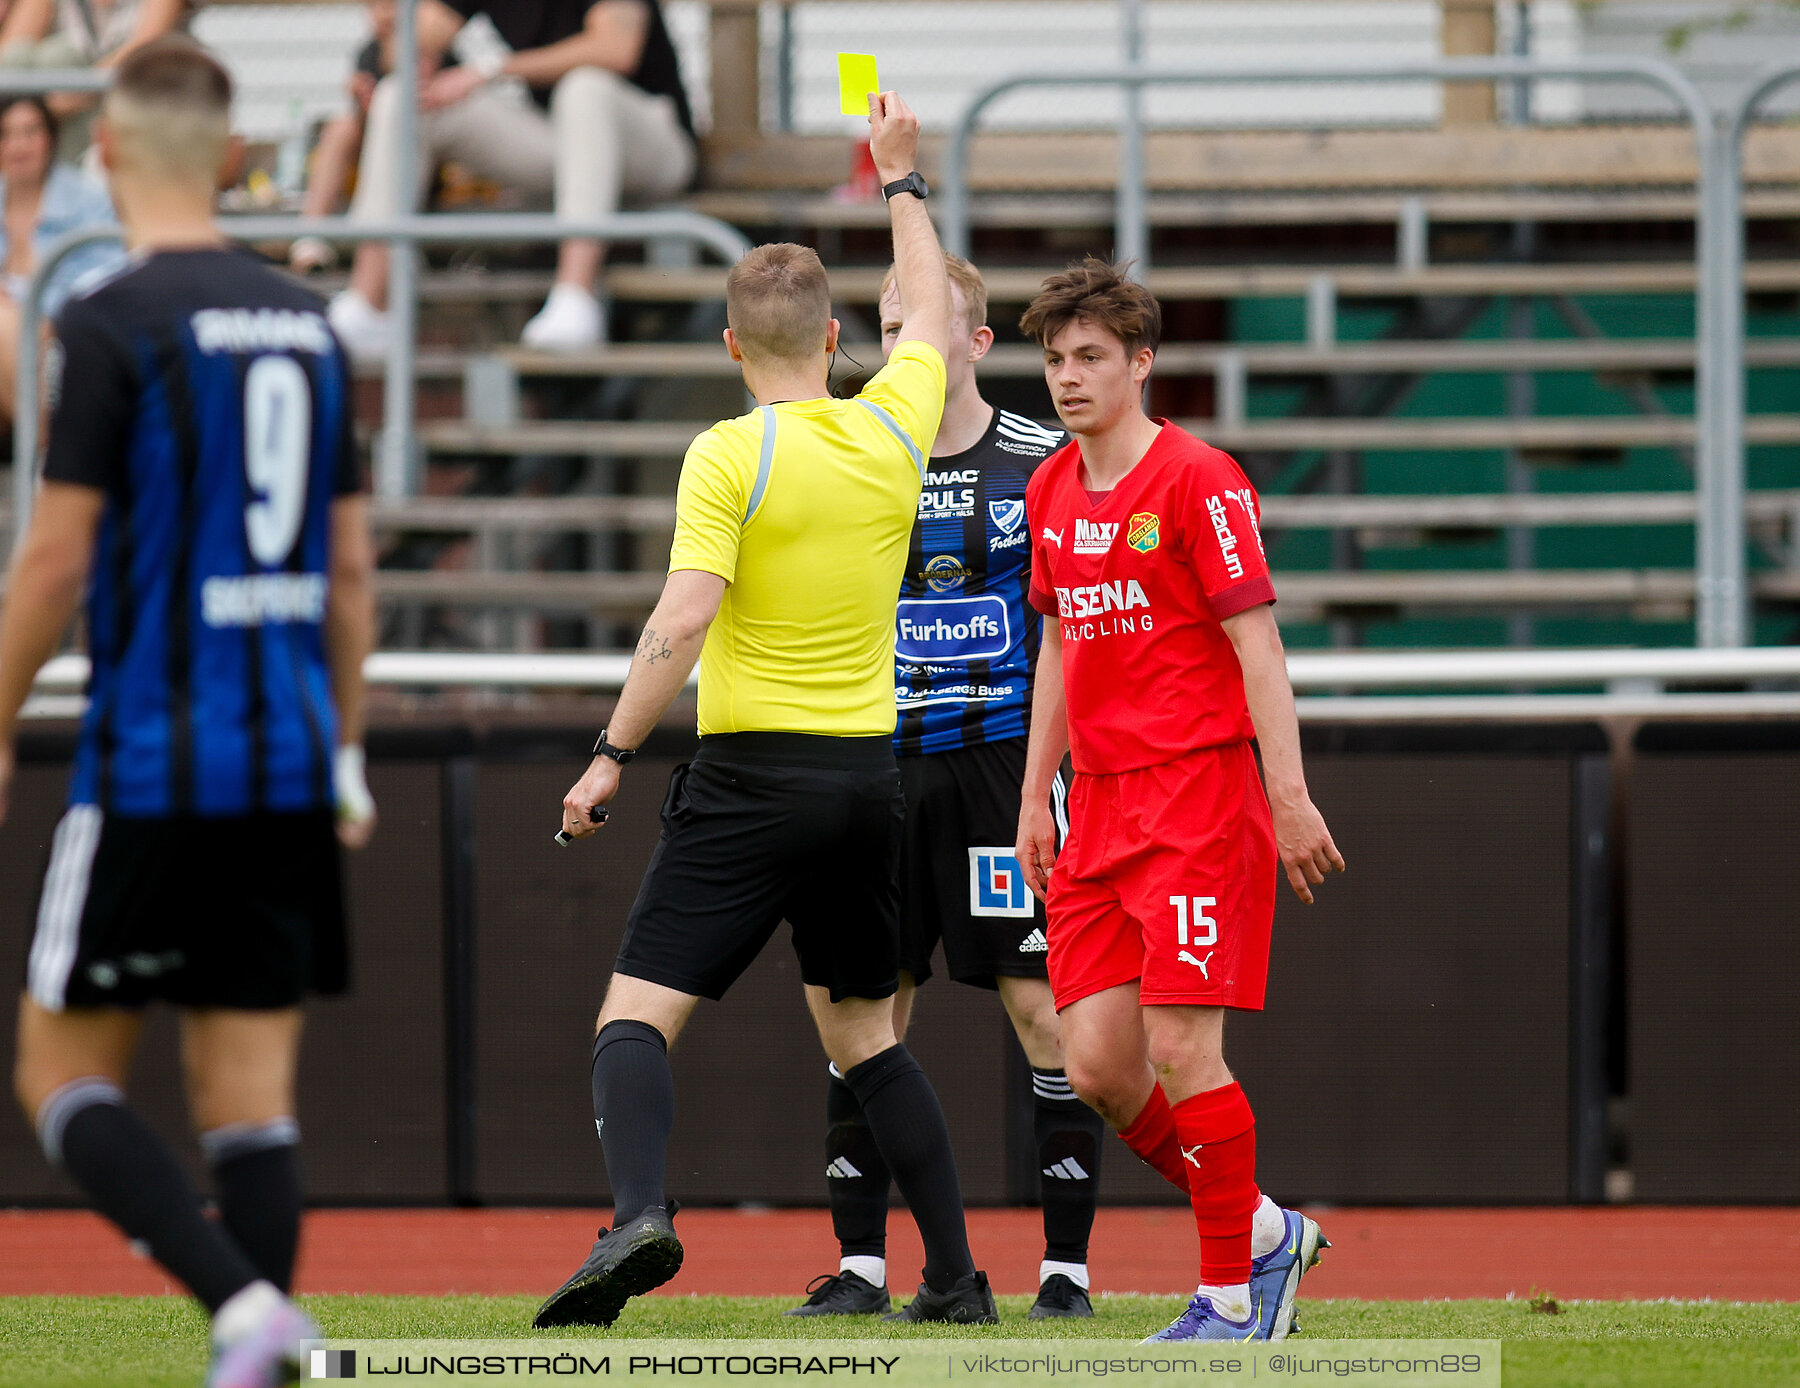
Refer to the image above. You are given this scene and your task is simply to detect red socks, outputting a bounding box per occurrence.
[1171,1082,1260,1286]
[1117,1085,1190,1191]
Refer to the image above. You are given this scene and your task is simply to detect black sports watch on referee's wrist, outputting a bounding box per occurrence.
[592,729,637,765]
[882,172,930,202]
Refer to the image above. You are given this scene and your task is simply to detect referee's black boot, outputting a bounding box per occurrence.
[784,1270,891,1317]
[531,1205,683,1329]
[884,1270,999,1325]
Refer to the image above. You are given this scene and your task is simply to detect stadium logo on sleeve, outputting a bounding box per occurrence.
[1207,495,1245,579]
[969,848,1034,918]
[989,498,1026,535]
[1127,511,1160,553]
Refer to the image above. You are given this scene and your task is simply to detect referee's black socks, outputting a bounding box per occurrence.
[202,1117,304,1292]
[1032,1067,1105,1283]
[825,1066,892,1266]
[37,1079,260,1313]
[842,1044,975,1292]
[591,1019,675,1227]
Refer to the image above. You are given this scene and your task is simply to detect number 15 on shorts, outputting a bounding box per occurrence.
[1171,896,1217,976]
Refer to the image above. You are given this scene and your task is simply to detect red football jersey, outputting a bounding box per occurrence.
[1027,420,1274,774]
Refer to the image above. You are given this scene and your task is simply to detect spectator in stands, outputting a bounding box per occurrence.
[327,0,696,355]
[0,95,123,424]
[0,0,187,162]
[290,0,457,274]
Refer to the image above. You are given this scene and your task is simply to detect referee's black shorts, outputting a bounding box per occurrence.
[24,806,348,1012]
[614,732,905,1004]
[898,738,1065,990]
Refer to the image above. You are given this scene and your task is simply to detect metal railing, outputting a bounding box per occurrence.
[1711,58,1800,655]
[25,645,1800,722]
[938,53,1752,648]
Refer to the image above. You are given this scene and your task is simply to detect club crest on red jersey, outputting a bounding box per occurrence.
[1127,511,1160,553]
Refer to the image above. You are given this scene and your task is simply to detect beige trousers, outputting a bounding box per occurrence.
[348,66,696,224]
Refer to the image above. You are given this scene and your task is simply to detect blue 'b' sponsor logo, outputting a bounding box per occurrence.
[989,498,1026,535]
[896,596,1010,663]
[969,847,1034,918]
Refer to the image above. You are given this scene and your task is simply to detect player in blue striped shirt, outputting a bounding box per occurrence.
[788,254,1109,1323]
[0,39,375,1388]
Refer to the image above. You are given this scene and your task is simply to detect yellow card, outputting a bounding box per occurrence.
[837,52,880,116]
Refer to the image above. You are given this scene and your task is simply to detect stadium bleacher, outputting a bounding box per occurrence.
[4,0,1798,656]
[287,2,1800,654]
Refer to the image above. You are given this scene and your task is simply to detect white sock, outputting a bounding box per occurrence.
[839,1255,885,1289]
[211,1280,283,1345]
[1040,1259,1090,1291]
[1197,1281,1253,1323]
[1251,1194,1287,1258]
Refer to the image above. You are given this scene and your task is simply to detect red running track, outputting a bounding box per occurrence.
[4,1207,1799,1302]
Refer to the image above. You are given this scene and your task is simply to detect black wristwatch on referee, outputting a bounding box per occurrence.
[883,171,929,202]
[592,729,637,765]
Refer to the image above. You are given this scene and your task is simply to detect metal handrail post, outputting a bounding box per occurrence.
[1697,111,1745,646]
[9,212,751,558]
[378,0,423,499]
[1117,0,1148,275]
[1709,61,1800,648]
[11,226,124,555]
[940,55,1722,644]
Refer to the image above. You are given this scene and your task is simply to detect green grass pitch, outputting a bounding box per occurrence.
[3,1295,1797,1387]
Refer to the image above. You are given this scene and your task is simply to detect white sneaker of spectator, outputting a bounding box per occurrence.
[522,284,606,351]
[327,289,391,361]
[290,237,339,274]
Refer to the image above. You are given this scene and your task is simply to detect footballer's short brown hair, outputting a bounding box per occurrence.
[726,242,833,363]
[1019,257,1162,358]
[879,252,988,334]
[103,37,233,182]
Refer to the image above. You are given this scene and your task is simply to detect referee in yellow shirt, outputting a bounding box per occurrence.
[535,92,996,1330]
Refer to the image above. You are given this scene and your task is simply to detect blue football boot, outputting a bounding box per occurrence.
[1142,1292,1263,1343]
[1250,1207,1329,1340]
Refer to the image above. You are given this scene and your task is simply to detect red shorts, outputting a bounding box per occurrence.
[1046,740,1276,1011]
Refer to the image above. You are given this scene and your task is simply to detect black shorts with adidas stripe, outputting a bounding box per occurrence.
[23,806,348,1011]
[897,736,1066,990]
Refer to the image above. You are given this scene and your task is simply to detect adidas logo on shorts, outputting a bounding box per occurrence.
[825,1158,864,1179]
[1019,929,1048,954]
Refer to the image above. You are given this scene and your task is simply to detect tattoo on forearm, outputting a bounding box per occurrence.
[636,627,673,665]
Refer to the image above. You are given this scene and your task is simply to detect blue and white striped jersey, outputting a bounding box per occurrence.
[44,249,360,817]
[894,408,1067,756]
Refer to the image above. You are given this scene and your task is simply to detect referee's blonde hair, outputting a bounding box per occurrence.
[102,37,233,185]
[726,243,833,364]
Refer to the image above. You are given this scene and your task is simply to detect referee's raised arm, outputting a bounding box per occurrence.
[868,91,951,363]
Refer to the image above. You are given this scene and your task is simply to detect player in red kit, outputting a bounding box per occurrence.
[1014,258,1345,1343]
